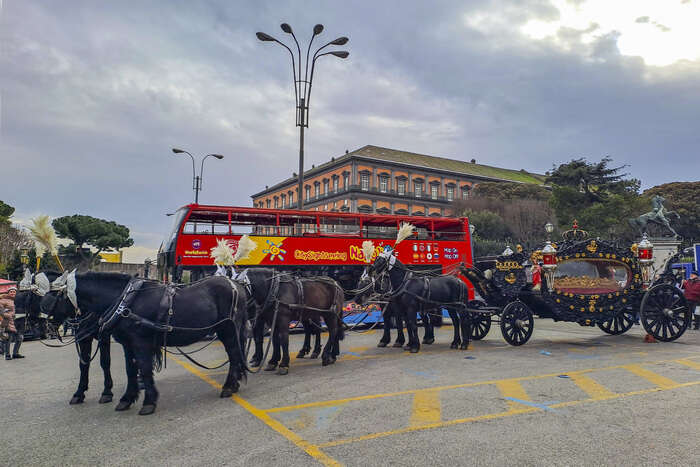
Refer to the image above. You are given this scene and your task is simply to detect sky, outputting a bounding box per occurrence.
[1,0,699,262]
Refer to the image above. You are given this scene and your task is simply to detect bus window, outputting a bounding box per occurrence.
[319,216,360,235]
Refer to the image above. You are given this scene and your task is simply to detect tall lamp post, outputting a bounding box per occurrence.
[172,148,224,204]
[256,23,349,209]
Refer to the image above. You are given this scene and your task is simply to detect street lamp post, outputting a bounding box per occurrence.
[172,148,224,204]
[256,23,349,210]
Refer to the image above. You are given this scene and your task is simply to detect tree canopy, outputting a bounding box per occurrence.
[546,157,645,240]
[471,181,551,202]
[52,215,134,267]
[0,200,15,227]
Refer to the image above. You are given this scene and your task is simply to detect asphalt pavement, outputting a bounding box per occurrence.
[5,320,700,466]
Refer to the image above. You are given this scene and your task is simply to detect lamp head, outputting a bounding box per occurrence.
[545,222,554,234]
[280,23,293,34]
[172,148,185,154]
[256,32,275,42]
[313,24,324,35]
[212,154,224,160]
[330,51,349,58]
[330,36,349,45]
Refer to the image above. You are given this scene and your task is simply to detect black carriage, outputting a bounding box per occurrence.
[461,226,692,346]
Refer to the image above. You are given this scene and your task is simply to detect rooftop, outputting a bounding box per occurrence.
[252,145,546,197]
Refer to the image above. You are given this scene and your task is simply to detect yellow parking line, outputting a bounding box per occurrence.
[569,373,616,399]
[495,380,532,411]
[677,359,700,371]
[409,389,441,427]
[170,356,341,467]
[623,364,678,389]
[317,380,700,449]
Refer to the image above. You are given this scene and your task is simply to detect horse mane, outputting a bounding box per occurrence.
[78,271,133,282]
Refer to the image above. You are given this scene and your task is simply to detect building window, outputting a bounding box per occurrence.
[361,174,369,191]
[462,187,469,199]
[415,182,423,198]
[397,180,406,196]
[289,192,294,206]
[379,176,388,193]
[305,186,311,201]
[431,185,438,200]
[343,174,349,188]
[274,197,279,209]
[323,180,329,195]
[314,184,320,199]
[281,194,286,207]
[266,199,271,209]
[446,186,454,201]
[333,178,339,193]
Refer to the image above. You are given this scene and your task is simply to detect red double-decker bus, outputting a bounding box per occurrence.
[157,204,474,296]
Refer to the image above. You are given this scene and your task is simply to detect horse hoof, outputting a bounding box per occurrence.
[450,342,458,349]
[423,338,435,345]
[115,401,132,411]
[377,341,389,348]
[69,395,85,405]
[277,366,289,375]
[249,359,262,367]
[220,387,236,398]
[264,363,277,371]
[98,394,113,404]
[410,347,420,354]
[393,342,405,348]
[309,352,320,359]
[403,344,412,351]
[296,351,307,359]
[460,343,470,350]
[138,404,156,416]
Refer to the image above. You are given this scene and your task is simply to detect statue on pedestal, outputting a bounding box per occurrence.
[629,195,680,238]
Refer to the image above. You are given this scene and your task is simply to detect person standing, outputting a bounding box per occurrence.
[681,270,700,330]
[0,286,19,360]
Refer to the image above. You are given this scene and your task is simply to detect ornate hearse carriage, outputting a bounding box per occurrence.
[461,223,691,346]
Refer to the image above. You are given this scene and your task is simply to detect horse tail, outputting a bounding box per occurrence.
[153,345,163,372]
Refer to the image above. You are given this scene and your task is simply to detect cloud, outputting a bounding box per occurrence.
[635,16,650,23]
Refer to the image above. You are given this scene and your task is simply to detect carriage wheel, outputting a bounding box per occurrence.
[597,310,636,335]
[499,301,534,346]
[467,300,491,340]
[640,284,690,342]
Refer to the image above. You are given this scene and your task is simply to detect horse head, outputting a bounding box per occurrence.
[40,270,78,325]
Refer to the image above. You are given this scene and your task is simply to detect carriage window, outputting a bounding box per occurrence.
[554,259,631,295]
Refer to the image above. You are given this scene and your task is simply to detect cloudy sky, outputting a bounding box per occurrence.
[2,0,699,261]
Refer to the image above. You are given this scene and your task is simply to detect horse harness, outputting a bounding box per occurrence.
[377,267,468,307]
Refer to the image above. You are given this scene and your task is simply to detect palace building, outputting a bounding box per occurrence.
[250,145,545,217]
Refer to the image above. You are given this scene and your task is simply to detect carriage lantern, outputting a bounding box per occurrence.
[541,241,557,292]
[637,233,654,285]
[502,246,514,256]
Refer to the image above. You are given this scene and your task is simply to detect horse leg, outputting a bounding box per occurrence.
[277,314,291,375]
[393,311,406,348]
[296,318,311,359]
[249,316,265,367]
[219,327,242,398]
[115,344,139,411]
[448,308,461,349]
[422,306,435,345]
[459,309,472,350]
[134,342,159,415]
[378,305,392,347]
[70,339,93,405]
[405,306,421,353]
[98,338,114,403]
[310,314,322,359]
[264,326,280,371]
[321,313,338,366]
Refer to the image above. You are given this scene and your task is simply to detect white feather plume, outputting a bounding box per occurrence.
[210,238,235,266]
[233,235,257,263]
[29,215,58,256]
[395,222,415,246]
[361,240,375,263]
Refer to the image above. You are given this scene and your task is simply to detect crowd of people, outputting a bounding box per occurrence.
[682,270,700,330]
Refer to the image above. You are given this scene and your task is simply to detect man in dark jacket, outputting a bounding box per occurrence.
[682,270,700,330]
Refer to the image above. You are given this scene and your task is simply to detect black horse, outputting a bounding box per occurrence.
[242,268,344,374]
[42,272,249,415]
[357,249,471,353]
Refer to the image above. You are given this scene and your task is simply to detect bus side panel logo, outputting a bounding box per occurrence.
[192,239,201,250]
